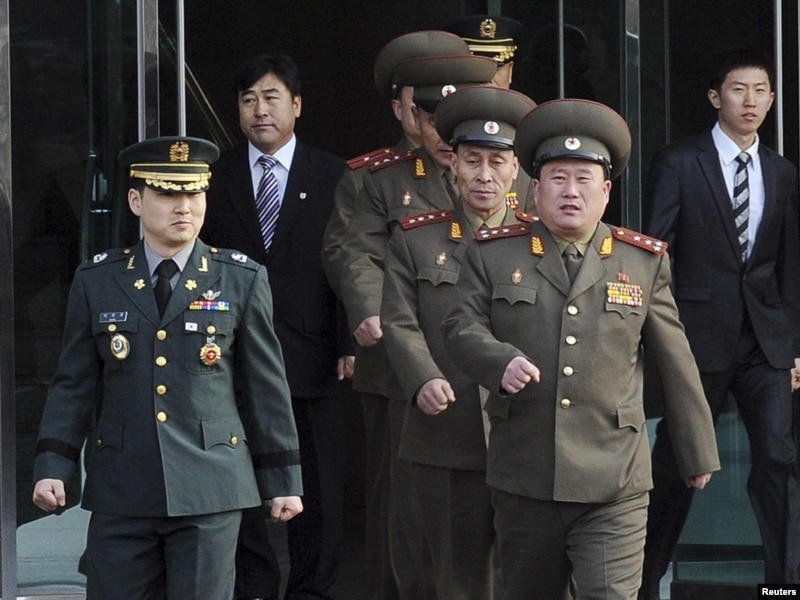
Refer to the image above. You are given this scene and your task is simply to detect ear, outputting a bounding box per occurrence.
[707,88,721,110]
[128,188,142,216]
[511,155,520,181]
[293,94,302,118]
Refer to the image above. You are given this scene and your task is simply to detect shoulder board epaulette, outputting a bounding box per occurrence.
[514,211,539,223]
[368,150,419,173]
[475,223,531,242]
[346,147,393,170]
[208,247,260,270]
[611,226,668,255]
[399,210,453,230]
[84,248,130,268]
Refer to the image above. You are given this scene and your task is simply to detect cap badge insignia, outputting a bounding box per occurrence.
[511,268,523,284]
[435,252,448,266]
[134,279,146,290]
[480,18,497,39]
[484,121,500,135]
[231,252,247,263]
[441,84,457,97]
[530,236,544,256]
[564,137,581,150]
[184,279,198,291]
[402,191,413,206]
[110,333,130,361]
[169,141,190,162]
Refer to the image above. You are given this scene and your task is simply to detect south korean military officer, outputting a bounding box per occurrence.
[380,85,535,598]
[442,100,720,599]
[32,136,303,600]
[443,14,526,89]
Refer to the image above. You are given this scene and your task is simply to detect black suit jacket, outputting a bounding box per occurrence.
[645,129,800,371]
[202,141,348,398]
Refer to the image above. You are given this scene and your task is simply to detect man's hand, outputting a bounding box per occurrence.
[415,378,456,415]
[337,355,355,380]
[353,316,382,347]
[684,473,712,490]
[501,356,540,394]
[269,496,303,523]
[791,358,800,392]
[33,478,66,512]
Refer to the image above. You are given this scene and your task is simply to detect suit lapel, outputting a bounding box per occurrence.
[268,143,307,257]
[749,146,778,262]
[696,134,744,261]
[222,145,265,255]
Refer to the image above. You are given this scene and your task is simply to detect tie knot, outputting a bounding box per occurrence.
[563,243,580,258]
[736,152,751,167]
[258,155,277,170]
[156,259,179,279]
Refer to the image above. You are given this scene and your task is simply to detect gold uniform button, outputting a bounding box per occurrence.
[230,436,239,446]
[563,366,574,376]
[561,398,571,409]
[156,385,167,395]
[96,438,103,447]
[565,335,577,345]
[567,305,579,316]
[207,325,217,335]
[107,324,117,333]
[156,356,167,367]
[157,411,168,423]
[157,330,168,341]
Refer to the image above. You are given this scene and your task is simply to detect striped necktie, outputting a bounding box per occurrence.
[732,152,751,261]
[256,155,281,252]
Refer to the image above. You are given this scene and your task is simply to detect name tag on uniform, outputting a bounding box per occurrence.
[99,312,128,323]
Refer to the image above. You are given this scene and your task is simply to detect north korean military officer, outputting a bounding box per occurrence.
[32,136,303,600]
[321,30,471,600]
[381,85,535,598]
[442,100,720,599]
[443,14,526,89]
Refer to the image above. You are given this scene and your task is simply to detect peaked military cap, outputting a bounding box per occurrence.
[435,86,536,150]
[393,54,497,113]
[120,136,220,192]
[515,99,631,180]
[374,30,470,98]
[443,15,525,65]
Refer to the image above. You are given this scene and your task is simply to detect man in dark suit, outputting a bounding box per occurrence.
[201,55,348,600]
[32,136,303,600]
[640,48,800,598]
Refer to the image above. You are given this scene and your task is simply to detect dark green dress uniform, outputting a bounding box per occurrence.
[382,206,527,598]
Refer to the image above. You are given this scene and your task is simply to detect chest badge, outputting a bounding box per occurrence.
[401,191,413,206]
[435,252,448,266]
[200,340,222,366]
[110,333,130,360]
[511,268,523,284]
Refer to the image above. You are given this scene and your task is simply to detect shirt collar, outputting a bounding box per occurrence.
[712,121,759,167]
[248,134,297,171]
[144,240,194,277]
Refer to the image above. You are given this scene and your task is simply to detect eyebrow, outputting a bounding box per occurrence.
[240,87,282,97]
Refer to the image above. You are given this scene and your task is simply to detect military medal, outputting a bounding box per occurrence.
[402,191,412,206]
[511,268,523,284]
[200,337,222,366]
[435,252,447,266]
[110,333,130,360]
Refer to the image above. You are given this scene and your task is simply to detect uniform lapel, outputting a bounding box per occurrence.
[161,241,221,324]
[532,223,571,296]
[113,242,160,323]
[568,225,610,299]
[414,146,456,211]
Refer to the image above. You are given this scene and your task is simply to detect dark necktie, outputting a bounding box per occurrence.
[563,243,581,283]
[256,155,281,252]
[154,259,179,317]
[732,152,751,261]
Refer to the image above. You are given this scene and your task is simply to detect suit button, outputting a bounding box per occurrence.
[563,366,574,376]
[230,436,239,446]
[157,330,168,341]
[157,411,168,423]
[96,438,103,447]
[565,335,577,345]
[567,305,579,316]
[156,385,167,395]
[207,325,217,335]
[156,356,167,367]
[560,398,571,408]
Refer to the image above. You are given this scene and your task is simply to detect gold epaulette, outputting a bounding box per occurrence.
[514,211,539,223]
[367,150,419,173]
[346,147,393,170]
[475,223,530,242]
[399,210,454,230]
[612,226,668,255]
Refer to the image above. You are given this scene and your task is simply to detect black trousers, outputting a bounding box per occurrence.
[235,394,346,600]
[641,329,799,598]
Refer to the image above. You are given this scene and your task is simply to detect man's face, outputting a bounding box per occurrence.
[129,187,206,255]
[238,72,301,155]
[452,144,519,221]
[708,67,774,144]
[412,105,453,170]
[391,86,421,148]
[533,159,610,242]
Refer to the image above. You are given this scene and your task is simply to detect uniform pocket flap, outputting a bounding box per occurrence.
[617,404,645,431]
[493,284,537,306]
[201,416,246,450]
[417,266,458,286]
